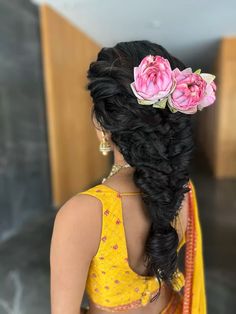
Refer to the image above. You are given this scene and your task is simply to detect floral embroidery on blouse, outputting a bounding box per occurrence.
[78,184,186,311]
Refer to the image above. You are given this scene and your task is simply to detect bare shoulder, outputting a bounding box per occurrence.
[55,191,103,226]
[52,191,103,259]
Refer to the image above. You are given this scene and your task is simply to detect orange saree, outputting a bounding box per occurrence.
[163,178,207,314]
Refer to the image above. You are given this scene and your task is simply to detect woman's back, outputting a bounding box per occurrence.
[97,173,188,277]
[79,172,188,314]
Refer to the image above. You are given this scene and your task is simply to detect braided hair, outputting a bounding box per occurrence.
[86,40,195,297]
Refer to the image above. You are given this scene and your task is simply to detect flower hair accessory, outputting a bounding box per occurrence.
[130,55,216,114]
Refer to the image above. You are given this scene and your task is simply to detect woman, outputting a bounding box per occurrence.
[50,40,216,314]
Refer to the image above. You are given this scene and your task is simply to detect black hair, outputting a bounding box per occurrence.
[86,40,195,300]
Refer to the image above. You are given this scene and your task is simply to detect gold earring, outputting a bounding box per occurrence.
[99,130,112,156]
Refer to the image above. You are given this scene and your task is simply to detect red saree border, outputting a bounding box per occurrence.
[182,180,197,313]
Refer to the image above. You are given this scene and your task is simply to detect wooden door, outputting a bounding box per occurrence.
[40,5,111,206]
[197,37,236,178]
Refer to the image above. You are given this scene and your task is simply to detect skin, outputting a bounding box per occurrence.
[50,116,189,314]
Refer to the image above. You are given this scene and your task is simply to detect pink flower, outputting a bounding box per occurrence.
[168,68,206,114]
[197,74,217,110]
[168,68,216,114]
[129,54,217,114]
[130,55,175,104]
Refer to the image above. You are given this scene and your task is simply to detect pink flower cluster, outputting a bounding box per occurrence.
[130,55,216,114]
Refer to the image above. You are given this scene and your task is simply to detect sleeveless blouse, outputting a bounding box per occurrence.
[77,184,186,312]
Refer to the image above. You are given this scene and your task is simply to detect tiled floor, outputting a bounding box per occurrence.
[0,157,235,314]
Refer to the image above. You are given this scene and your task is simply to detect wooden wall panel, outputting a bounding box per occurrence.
[39,5,111,206]
[197,37,236,178]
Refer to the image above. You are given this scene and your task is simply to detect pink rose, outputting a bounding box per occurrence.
[168,68,216,114]
[168,68,207,114]
[130,55,175,104]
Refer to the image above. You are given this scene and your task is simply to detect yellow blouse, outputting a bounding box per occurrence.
[78,183,186,312]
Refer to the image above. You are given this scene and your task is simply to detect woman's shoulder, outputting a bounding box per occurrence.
[61,181,122,220]
[55,187,103,227]
[53,186,104,258]
[56,184,104,215]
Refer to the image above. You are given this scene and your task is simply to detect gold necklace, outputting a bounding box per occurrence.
[102,163,131,183]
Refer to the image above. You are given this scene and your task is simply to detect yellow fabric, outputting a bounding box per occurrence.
[78,184,185,311]
[83,291,183,314]
[189,179,207,313]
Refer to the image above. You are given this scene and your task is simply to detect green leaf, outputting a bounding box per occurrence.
[152,98,168,109]
[137,99,155,105]
[194,69,201,74]
[167,102,178,113]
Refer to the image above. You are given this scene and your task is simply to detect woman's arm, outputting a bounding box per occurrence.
[50,193,102,314]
